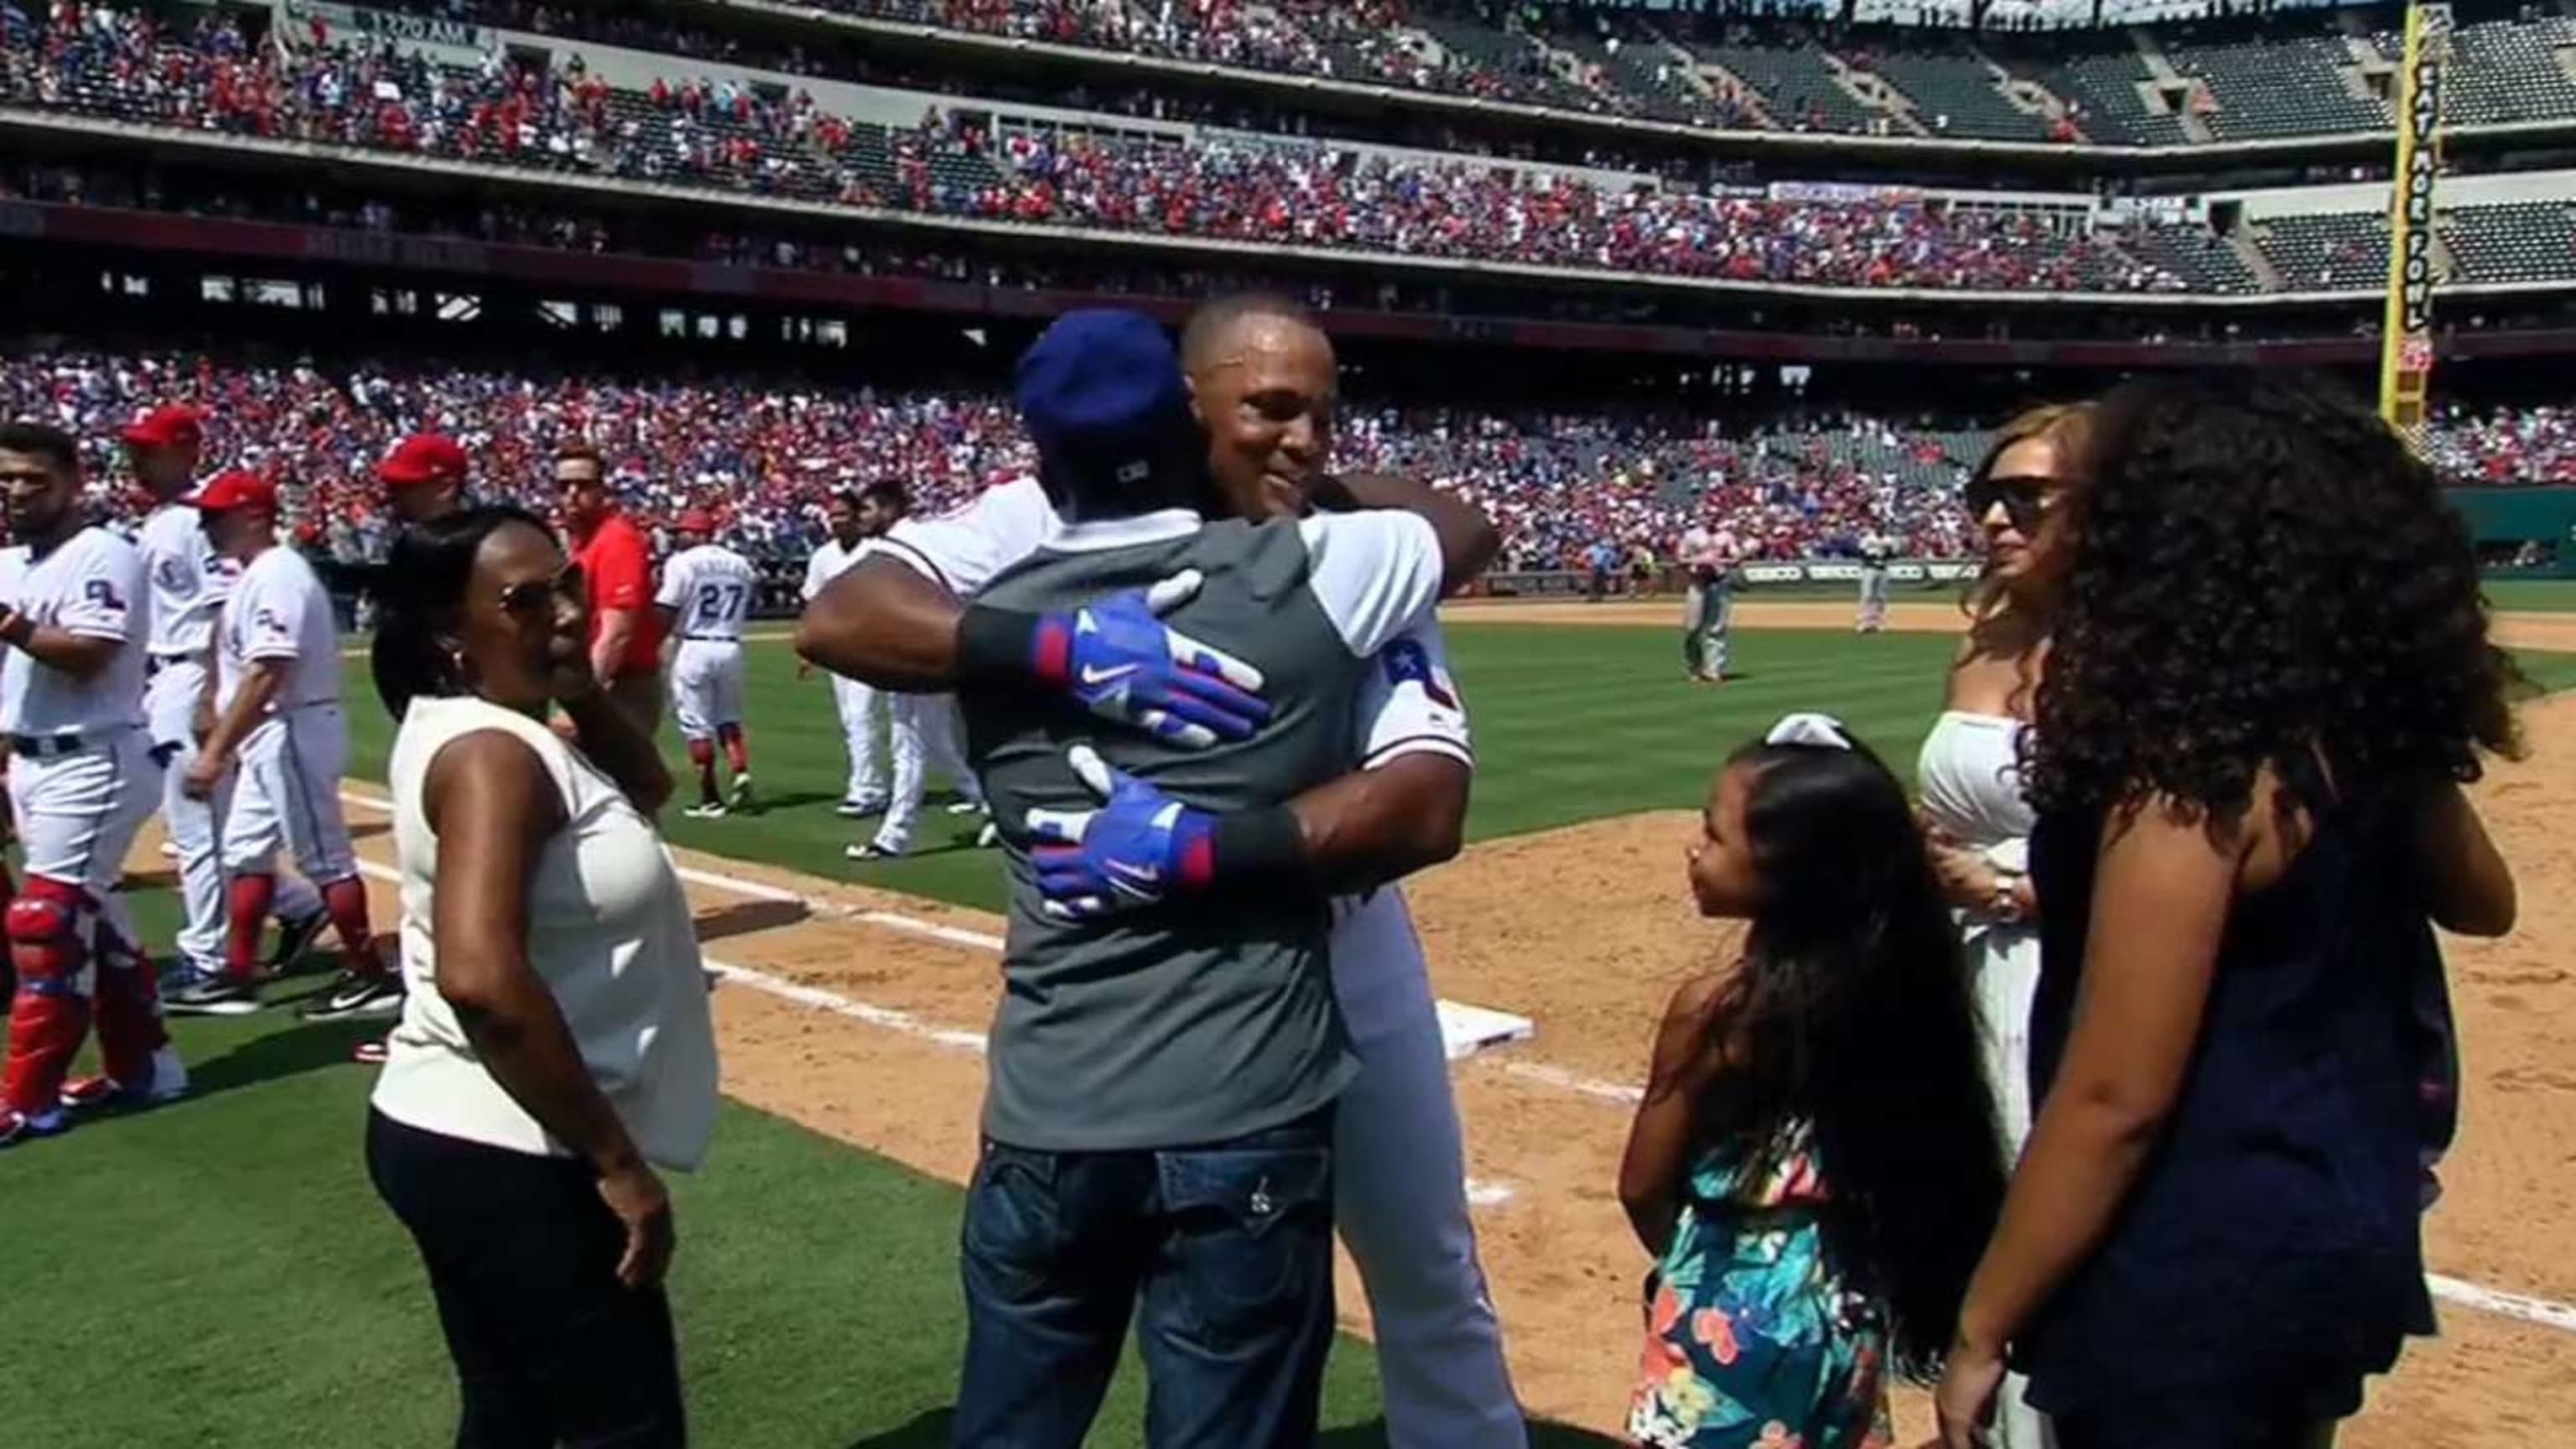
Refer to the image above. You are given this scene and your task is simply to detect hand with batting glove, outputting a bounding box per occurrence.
[959,570,1270,750]
[1025,745,1306,918]
[1026,746,1217,918]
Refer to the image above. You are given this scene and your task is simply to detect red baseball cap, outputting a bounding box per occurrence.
[122,404,204,449]
[677,508,716,535]
[182,470,279,514]
[377,433,468,489]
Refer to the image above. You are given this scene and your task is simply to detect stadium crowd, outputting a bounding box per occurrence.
[5,8,2197,293]
[6,348,2568,579]
[0,349,1993,574]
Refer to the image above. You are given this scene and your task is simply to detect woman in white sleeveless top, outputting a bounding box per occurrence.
[1919,405,2088,1449]
[362,505,715,1448]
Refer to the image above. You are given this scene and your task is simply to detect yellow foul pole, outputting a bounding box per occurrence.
[2381,3,2452,437]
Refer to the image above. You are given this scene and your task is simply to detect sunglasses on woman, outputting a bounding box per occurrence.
[496,565,585,617]
[1964,475,2064,533]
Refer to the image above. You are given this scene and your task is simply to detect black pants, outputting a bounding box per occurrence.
[367,1109,687,1448]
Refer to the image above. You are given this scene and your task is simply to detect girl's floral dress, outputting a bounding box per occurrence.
[1628,1124,1894,1449]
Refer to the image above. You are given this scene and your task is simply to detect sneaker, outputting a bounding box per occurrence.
[945,798,987,816]
[0,1105,71,1147]
[61,1046,188,1111]
[975,821,1000,849]
[845,840,904,861]
[683,801,728,820]
[836,795,887,819]
[264,911,330,980]
[729,773,757,812]
[297,968,406,1022]
[165,972,262,1016]
[351,1038,389,1067]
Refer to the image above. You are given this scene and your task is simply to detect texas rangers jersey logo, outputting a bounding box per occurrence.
[255,607,288,639]
[154,553,196,598]
[86,578,127,614]
[1382,637,1458,709]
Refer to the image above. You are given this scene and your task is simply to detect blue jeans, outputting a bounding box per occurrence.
[951,1112,1337,1449]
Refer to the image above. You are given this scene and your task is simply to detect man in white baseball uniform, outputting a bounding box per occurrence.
[125,404,331,1006]
[165,472,397,1020]
[818,295,1525,1446]
[799,489,889,817]
[844,486,992,862]
[1856,526,1895,634]
[657,507,761,818]
[0,422,184,1145]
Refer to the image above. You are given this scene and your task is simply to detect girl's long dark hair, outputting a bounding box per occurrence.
[1703,734,2006,1380]
[369,505,557,719]
[2028,372,2522,821]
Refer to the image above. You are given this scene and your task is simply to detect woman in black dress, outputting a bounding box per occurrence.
[1930,374,2522,1449]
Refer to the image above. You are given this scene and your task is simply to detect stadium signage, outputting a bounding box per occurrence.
[283,0,486,55]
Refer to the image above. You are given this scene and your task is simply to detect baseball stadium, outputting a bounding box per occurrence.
[8,0,2576,1445]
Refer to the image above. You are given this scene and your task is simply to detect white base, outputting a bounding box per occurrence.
[1435,999,1535,1061]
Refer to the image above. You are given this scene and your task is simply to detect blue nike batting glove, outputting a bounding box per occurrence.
[958,570,1270,750]
[1025,746,1303,918]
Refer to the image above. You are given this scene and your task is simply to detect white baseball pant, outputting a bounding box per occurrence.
[1329,889,1527,1448]
[670,640,747,743]
[147,660,320,975]
[832,673,886,805]
[220,705,358,885]
[13,726,157,953]
[870,693,984,854]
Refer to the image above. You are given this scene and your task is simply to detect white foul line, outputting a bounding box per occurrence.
[340,794,2576,1334]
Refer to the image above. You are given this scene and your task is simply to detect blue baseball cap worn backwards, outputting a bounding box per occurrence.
[1014,309,1199,521]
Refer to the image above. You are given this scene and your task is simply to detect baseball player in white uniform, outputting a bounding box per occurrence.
[165,472,397,1021]
[657,508,761,818]
[125,406,331,1005]
[1856,527,1895,634]
[0,422,184,1145]
[860,473,1524,1445]
[801,490,888,816]
[845,489,991,862]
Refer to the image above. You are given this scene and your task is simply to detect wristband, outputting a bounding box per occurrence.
[957,605,1047,688]
[1210,806,1306,886]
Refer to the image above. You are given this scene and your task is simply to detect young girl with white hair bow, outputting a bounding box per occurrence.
[1618,714,2008,1449]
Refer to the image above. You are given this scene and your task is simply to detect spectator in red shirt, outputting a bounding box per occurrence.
[557,444,665,733]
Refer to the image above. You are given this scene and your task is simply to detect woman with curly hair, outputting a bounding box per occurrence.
[1918,402,2090,1449]
[1930,374,2521,1449]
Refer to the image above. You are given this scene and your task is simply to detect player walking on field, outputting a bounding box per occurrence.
[126,405,332,1000]
[1677,521,1738,683]
[800,488,893,817]
[167,472,397,1018]
[844,484,991,861]
[0,423,183,1144]
[1856,527,1894,634]
[657,508,760,818]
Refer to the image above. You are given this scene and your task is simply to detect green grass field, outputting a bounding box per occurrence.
[10,621,2573,1447]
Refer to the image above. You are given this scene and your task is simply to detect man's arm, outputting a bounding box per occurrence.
[1309,472,1500,594]
[796,553,967,693]
[0,610,119,680]
[184,658,283,798]
[589,608,636,687]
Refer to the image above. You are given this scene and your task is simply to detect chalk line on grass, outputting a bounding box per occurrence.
[343,795,2576,1332]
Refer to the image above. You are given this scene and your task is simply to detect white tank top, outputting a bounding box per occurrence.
[371,694,719,1171]
[1917,710,2035,875]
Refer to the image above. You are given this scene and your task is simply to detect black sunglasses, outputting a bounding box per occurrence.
[1964,474,2064,532]
[497,565,584,616]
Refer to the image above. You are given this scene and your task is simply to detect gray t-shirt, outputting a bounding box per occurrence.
[963,507,1443,1150]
